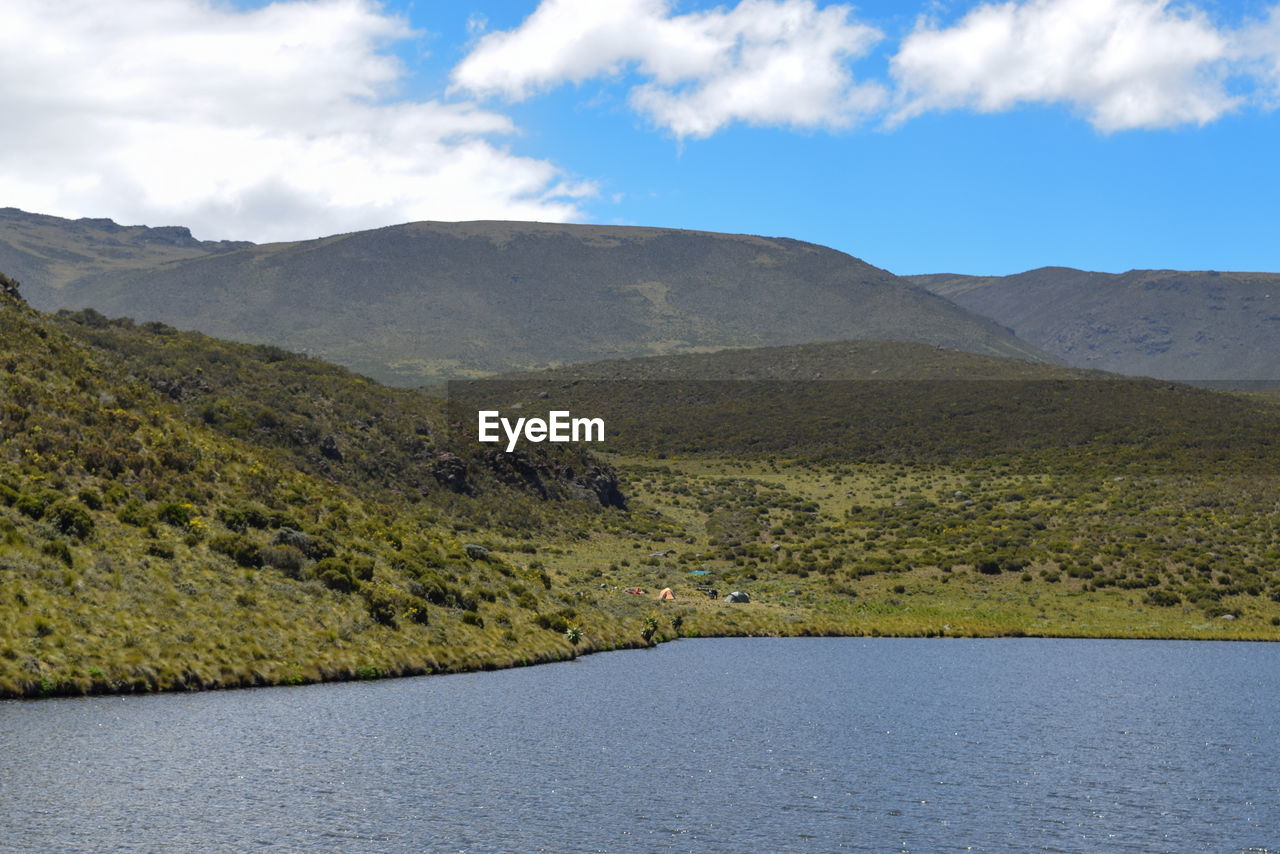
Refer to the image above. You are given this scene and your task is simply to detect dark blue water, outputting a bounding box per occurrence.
[1,638,1277,853]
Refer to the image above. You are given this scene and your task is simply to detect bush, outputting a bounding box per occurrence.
[46,501,94,539]
[209,533,262,568]
[315,557,356,593]
[156,502,194,527]
[260,544,306,576]
[319,568,355,593]
[1146,590,1182,607]
[146,542,175,559]
[535,613,570,633]
[361,583,405,627]
[15,493,47,520]
[117,499,150,527]
[350,557,375,582]
[272,527,312,553]
[42,539,73,567]
[218,504,270,533]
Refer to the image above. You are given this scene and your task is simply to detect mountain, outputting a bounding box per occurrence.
[0,207,248,306]
[5,210,1048,384]
[908,267,1280,382]
[6,286,1280,699]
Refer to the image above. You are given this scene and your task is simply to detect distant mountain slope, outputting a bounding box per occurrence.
[0,207,248,306]
[498,338,1095,381]
[467,339,1280,466]
[908,267,1280,381]
[23,217,1047,384]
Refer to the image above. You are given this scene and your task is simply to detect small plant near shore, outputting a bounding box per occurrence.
[641,615,659,643]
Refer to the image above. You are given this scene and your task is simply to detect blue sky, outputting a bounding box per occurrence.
[2,0,1279,275]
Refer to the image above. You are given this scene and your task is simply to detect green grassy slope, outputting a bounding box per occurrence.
[39,219,1048,384]
[487,340,1280,640]
[0,288,661,699]
[471,339,1280,469]
[5,289,1279,701]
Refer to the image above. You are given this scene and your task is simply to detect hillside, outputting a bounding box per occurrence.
[13,213,1048,384]
[908,267,1280,382]
[477,339,1280,642]
[0,284,658,699]
[462,339,1280,467]
[5,288,1280,699]
[0,207,248,306]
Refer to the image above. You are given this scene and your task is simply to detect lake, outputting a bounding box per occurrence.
[1,638,1277,853]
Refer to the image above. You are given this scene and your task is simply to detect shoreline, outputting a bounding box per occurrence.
[6,620,1276,702]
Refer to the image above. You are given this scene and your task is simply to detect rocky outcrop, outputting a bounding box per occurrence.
[0,272,21,302]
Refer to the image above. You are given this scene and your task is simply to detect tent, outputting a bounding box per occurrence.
[658,587,675,600]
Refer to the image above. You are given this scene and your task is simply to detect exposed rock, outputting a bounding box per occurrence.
[319,434,344,462]
[0,272,21,302]
[482,449,547,498]
[574,465,627,509]
[430,451,470,493]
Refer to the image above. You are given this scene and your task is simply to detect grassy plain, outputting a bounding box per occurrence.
[546,455,1280,642]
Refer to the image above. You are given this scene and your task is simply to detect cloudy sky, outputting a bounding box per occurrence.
[1,0,1277,274]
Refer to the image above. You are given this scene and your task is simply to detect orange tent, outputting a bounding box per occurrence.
[658,588,675,600]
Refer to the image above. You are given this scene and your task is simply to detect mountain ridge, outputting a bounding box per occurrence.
[908,266,1280,381]
[4,209,1049,385]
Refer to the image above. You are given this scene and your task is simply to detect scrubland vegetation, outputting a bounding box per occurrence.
[3,285,1278,699]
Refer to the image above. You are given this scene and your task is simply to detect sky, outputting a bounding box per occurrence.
[1,0,1278,275]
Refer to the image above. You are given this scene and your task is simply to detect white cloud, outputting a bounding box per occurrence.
[0,0,592,242]
[1238,6,1280,108]
[451,0,885,139]
[889,0,1239,131]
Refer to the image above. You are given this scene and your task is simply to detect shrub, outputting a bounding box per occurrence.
[461,610,484,627]
[15,493,47,520]
[209,534,262,568]
[1146,590,1182,607]
[361,583,407,627]
[156,502,194,527]
[218,504,269,533]
[641,615,659,642]
[535,613,570,633]
[117,499,150,527]
[146,542,175,559]
[350,557,375,582]
[41,539,73,567]
[46,501,94,539]
[272,527,312,553]
[315,557,357,593]
[260,544,306,577]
